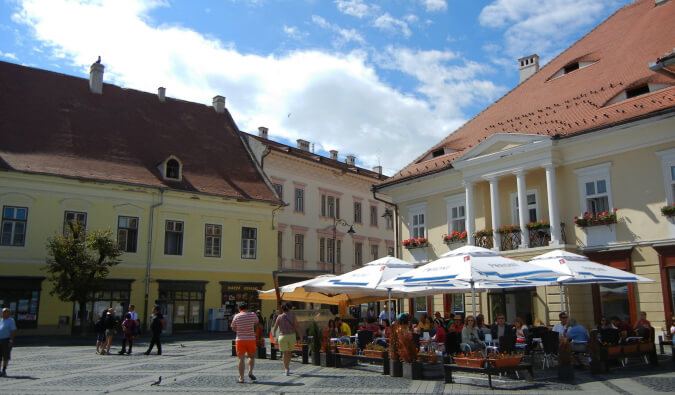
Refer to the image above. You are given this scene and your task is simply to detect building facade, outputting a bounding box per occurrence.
[245,128,395,290]
[0,60,282,335]
[374,0,675,332]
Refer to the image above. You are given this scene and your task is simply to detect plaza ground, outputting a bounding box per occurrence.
[1,332,674,394]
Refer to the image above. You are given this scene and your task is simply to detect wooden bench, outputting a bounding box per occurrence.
[588,330,658,373]
[442,361,533,389]
[334,351,390,375]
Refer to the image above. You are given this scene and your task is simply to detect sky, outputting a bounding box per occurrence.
[0,0,633,176]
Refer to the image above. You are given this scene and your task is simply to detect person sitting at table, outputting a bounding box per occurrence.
[418,313,431,331]
[461,315,484,351]
[596,316,612,331]
[552,312,569,339]
[327,319,338,338]
[382,320,391,338]
[433,311,445,328]
[610,316,634,343]
[433,318,447,344]
[475,313,488,329]
[565,318,589,368]
[514,317,528,343]
[445,313,455,332]
[335,316,351,338]
[490,313,515,342]
[449,313,464,333]
[363,317,381,336]
[633,311,652,338]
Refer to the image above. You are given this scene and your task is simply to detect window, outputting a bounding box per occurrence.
[370,244,378,261]
[387,246,395,256]
[166,159,180,180]
[354,202,362,224]
[354,242,363,266]
[511,191,539,223]
[386,212,394,230]
[319,238,338,263]
[204,224,222,257]
[370,206,378,227]
[337,240,342,264]
[294,234,304,260]
[626,85,650,99]
[1,206,27,246]
[294,188,304,213]
[321,194,340,218]
[64,211,87,238]
[117,216,138,253]
[445,195,466,233]
[319,238,326,262]
[241,227,257,259]
[164,220,184,255]
[574,163,613,216]
[657,148,675,205]
[409,205,426,238]
[272,183,283,200]
[277,231,283,258]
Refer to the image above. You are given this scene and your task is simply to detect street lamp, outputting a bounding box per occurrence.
[333,217,355,274]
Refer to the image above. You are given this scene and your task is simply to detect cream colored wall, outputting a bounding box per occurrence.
[263,152,394,272]
[0,172,277,335]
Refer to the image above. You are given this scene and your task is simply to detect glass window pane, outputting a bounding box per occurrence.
[16,208,26,220]
[527,194,536,205]
[451,207,457,218]
[3,207,13,219]
[585,182,595,196]
[597,179,607,194]
[459,206,465,217]
[671,166,675,181]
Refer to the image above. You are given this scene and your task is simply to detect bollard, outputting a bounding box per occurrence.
[232,340,237,357]
[257,346,267,359]
[271,344,278,360]
[302,344,309,364]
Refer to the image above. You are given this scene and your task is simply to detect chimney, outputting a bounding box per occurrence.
[258,126,269,139]
[89,60,104,95]
[212,95,225,113]
[373,166,382,175]
[330,150,338,160]
[345,155,356,166]
[158,87,166,102]
[296,139,310,151]
[518,54,539,83]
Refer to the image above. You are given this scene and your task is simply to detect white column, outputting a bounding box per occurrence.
[545,164,562,246]
[488,177,501,251]
[464,181,475,246]
[515,171,530,248]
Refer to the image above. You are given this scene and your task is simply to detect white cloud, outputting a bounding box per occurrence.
[479,0,626,59]
[0,50,18,60]
[283,25,307,40]
[420,0,447,12]
[335,0,372,19]
[311,15,366,47]
[374,13,411,38]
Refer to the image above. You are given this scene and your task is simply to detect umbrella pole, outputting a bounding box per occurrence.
[559,283,564,314]
[387,288,392,323]
[471,282,476,318]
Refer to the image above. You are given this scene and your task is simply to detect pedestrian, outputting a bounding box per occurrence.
[103,308,117,355]
[273,302,301,376]
[128,304,140,338]
[94,310,106,354]
[144,305,165,355]
[119,313,136,355]
[0,308,17,377]
[230,302,259,383]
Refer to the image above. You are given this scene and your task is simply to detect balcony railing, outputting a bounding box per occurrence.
[473,223,567,250]
[499,232,521,251]
[473,234,493,249]
[528,223,567,248]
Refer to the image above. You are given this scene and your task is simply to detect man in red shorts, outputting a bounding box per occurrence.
[230,302,259,383]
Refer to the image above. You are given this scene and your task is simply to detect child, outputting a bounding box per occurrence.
[118,313,136,355]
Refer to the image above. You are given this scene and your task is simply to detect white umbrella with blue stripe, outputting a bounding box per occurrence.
[528,249,653,311]
[378,245,560,317]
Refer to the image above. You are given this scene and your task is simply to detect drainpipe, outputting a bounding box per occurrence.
[371,188,399,258]
[143,188,164,329]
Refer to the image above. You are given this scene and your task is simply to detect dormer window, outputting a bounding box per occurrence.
[563,63,579,74]
[625,85,650,99]
[432,149,445,158]
[548,60,597,80]
[159,156,183,182]
[605,83,671,106]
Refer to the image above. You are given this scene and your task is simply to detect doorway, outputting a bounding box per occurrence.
[488,288,534,325]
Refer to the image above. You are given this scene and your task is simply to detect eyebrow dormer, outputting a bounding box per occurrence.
[548,59,598,81]
[159,155,183,182]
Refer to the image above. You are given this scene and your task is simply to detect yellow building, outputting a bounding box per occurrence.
[374,0,675,332]
[0,60,282,335]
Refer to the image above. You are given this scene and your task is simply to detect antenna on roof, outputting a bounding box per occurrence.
[96,56,101,64]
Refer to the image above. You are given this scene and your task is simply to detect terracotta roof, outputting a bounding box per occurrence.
[382,0,675,186]
[0,61,280,204]
[246,133,389,181]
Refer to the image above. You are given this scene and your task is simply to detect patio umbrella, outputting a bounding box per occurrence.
[379,245,559,317]
[527,249,654,312]
[257,275,389,306]
[304,255,416,319]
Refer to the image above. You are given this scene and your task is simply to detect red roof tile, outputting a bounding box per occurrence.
[383,0,675,185]
[0,61,280,203]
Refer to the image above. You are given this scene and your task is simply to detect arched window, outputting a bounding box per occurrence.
[166,159,180,180]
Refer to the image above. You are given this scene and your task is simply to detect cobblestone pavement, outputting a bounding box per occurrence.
[1,333,674,394]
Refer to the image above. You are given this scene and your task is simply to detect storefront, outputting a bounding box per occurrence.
[73,279,133,327]
[0,276,43,329]
[655,243,675,328]
[157,280,207,331]
[220,281,264,322]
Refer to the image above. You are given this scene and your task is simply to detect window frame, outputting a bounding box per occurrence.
[444,194,466,234]
[408,203,427,239]
[354,242,363,266]
[574,163,613,215]
[321,194,341,218]
[117,215,139,253]
[204,223,222,258]
[657,148,675,205]
[63,211,87,238]
[370,205,378,227]
[294,233,304,260]
[370,244,378,261]
[354,201,362,224]
[272,183,283,201]
[510,189,539,224]
[1,206,28,247]
[164,219,184,255]
[294,188,305,213]
[241,226,257,260]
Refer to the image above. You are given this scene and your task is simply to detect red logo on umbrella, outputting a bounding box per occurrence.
[559,259,565,264]
[464,256,470,261]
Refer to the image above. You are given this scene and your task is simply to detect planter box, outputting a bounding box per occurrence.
[320,351,335,367]
[488,356,522,368]
[638,343,655,353]
[416,353,438,363]
[622,344,638,354]
[606,345,621,355]
[337,346,358,355]
[404,243,428,249]
[294,343,307,351]
[453,357,486,368]
[402,361,423,380]
[364,349,386,358]
[311,350,321,366]
[390,359,403,377]
[421,362,444,380]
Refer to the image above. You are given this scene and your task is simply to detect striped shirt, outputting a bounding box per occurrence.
[231,311,258,341]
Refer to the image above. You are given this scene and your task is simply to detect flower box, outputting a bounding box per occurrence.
[638,342,655,353]
[606,345,622,355]
[526,219,550,230]
[442,231,467,244]
[574,209,618,228]
[488,356,522,368]
[402,237,429,249]
[622,344,638,354]
[337,346,358,355]
[662,204,675,217]
[364,349,386,358]
[416,352,438,363]
[453,357,486,368]
[496,224,521,234]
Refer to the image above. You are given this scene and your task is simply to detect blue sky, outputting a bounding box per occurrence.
[0,0,632,175]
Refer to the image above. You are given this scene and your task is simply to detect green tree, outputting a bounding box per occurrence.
[44,222,122,335]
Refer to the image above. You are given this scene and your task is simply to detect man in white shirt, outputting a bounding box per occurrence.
[552,312,569,339]
[378,306,394,325]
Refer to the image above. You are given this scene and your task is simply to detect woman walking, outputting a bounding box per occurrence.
[118,313,136,355]
[273,303,301,376]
